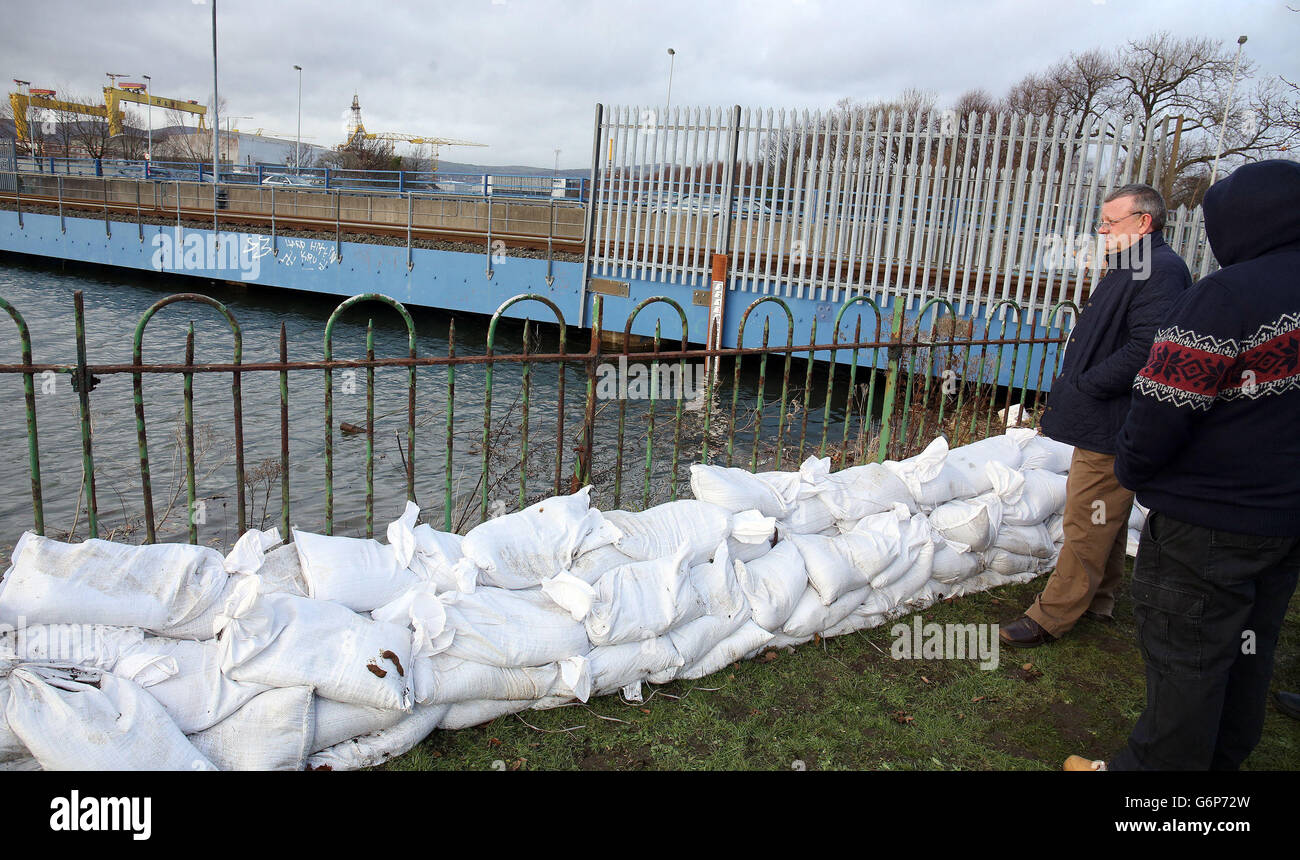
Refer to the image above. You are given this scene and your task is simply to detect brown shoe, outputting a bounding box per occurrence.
[1083,610,1114,624]
[999,615,1056,648]
[1064,755,1107,771]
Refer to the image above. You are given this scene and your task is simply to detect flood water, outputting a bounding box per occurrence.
[0,256,871,548]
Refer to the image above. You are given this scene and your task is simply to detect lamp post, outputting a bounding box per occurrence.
[211,0,220,219]
[142,74,152,165]
[293,64,302,173]
[665,48,676,115]
[1208,35,1248,190]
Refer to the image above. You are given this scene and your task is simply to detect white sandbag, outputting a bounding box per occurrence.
[993,523,1056,559]
[688,541,749,626]
[218,578,414,711]
[883,437,978,508]
[312,697,405,753]
[585,546,703,647]
[0,679,30,767]
[944,431,1030,494]
[0,623,144,670]
[540,571,597,622]
[461,486,619,589]
[805,461,916,520]
[931,540,983,585]
[864,512,931,589]
[667,545,753,667]
[1021,434,1074,473]
[307,703,449,770]
[189,685,315,771]
[731,509,778,544]
[735,541,808,632]
[859,536,936,616]
[5,665,215,771]
[115,636,270,733]
[224,527,282,575]
[987,463,1069,525]
[782,584,871,640]
[441,585,591,668]
[1046,514,1065,545]
[727,535,774,563]
[604,500,732,566]
[415,654,586,705]
[291,528,418,613]
[586,636,683,696]
[788,517,899,605]
[678,620,773,680]
[928,493,1003,553]
[252,543,308,597]
[822,607,889,637]
[438,699,533,731]
[0,532,229,638]
[407,525,477,594]
[981,547,1042,576]
[689,464,799,517]
[776,494,837,536]
[565,543,637,586]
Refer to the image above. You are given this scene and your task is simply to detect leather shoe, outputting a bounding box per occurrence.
[1275,690,1300,721]
[1064,755,1107,771]
[1083,609,1114,624]
[999,615,1056,648]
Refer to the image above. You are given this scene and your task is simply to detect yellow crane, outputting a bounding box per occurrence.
[7,85,206,143]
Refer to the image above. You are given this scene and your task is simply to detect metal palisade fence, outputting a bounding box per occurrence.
[587,105,1216,325]
[0,289,1071,546]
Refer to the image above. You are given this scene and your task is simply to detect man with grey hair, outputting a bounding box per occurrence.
[1000,183,1192,647]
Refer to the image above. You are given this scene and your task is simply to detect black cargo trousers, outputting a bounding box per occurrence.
[1109,510,1300,770]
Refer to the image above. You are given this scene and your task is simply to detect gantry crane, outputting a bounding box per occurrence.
[7,85,206,143]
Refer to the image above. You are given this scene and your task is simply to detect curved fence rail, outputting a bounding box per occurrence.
[0,290,1071,546]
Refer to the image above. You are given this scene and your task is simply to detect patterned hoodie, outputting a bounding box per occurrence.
[1115,159,1300,536]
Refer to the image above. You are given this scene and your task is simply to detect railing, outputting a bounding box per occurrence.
[0,289,1073,546]
[9,154,589,201]
[587,106,1217,323]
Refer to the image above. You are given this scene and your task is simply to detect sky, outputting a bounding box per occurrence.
[3,0,1297,169]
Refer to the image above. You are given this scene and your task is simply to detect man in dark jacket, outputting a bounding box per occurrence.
[1000,184,1192,647]
[1071,160,1300,770]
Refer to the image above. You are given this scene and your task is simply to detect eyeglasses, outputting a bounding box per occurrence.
[1096,211,1147,232]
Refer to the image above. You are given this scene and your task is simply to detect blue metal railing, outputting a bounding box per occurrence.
[8,153,590,202]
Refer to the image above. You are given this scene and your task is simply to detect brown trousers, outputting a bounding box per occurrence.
[1025,447,1134,637]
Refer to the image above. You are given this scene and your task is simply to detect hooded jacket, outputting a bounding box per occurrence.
[1039,229,1192,454]
[1115,159,1300,535]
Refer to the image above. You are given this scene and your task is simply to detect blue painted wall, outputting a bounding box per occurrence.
[0,211,1063,389]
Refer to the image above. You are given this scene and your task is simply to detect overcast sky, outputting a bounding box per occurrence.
[4,0,1297,168]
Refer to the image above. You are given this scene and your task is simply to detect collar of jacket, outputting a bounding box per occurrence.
[1103,231,1167,272]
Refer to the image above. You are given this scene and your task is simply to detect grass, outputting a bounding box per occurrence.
[381,561,1300,771]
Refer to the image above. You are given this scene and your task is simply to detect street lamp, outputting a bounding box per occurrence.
[1208,35,1248,190]
[142,74,152,165]
[294,64,302,173]
[666,48,676,115]
[210,0,220,220]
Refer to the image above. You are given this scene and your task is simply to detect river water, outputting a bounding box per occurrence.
[0,256,866,548]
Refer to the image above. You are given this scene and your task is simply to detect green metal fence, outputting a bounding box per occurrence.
[0,289,1074,545]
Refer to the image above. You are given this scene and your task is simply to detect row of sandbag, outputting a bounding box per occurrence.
[1,430,1079,771]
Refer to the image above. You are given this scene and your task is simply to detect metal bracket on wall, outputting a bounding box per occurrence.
[484,196,494,279]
